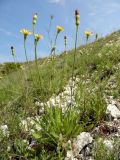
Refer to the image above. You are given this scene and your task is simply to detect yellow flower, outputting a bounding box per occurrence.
[56,25,64,33]
[35,34,43,42]
[84,31,93,36]
[20,29,32,38]
[84,31,93,40]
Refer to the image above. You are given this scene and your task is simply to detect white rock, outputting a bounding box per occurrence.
[46,101,50,107]
[111,100,116,105]
[27,117,35,125]
[40,102,44,107]
[30,129,35,134]
[106,104,120,118]
[75,132,93,154]
[35,116,41,121]
[88,157,94,160]
[75,77,80,83]
[35,123,41,131]
[50,98,56,106]
[66,150,74,158]
[103,140,113,150]
[116,101,120,110]
[35,101,40,106]
[0,125,9,137]
[7,146,11,152]
[21,120,29,131]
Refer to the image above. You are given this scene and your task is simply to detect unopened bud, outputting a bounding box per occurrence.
[50,15,54,19]
[11,46,14,56]
[64,36,68,46]
[33,13,37,25]
[75,10,80,26]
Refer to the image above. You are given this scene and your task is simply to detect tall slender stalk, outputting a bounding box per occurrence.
[50,31,59,77]
[23,38,31,99]
[32,24,42,84]
[71,25,79,101]
[71,10,80,103]
[54,33,58,55]
[24,38,29,63]
[20,29,32,77]
[23,37,33,80]
[50,32,58,56]
[34,41,41,84]
[86,38,88,45]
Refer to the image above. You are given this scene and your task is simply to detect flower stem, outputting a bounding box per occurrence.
[65,44,67,54]
[50,32,58,56]
[34,42,41,84]
[24,38,33,81]
[24,38,29,63]
[32,24,41,84]
[53,32,58,56]
[71,25,79,102]
[12,55,19,73]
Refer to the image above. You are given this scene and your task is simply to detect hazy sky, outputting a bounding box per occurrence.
[0,0,120,63]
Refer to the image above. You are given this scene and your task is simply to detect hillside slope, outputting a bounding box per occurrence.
[0,30,120,159]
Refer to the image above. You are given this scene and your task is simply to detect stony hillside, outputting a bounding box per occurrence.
[0,30,120,159]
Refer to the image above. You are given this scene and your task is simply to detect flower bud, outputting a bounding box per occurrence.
[64,36,68,46]
[75,10,80,26]
[50,15,54,20]
[11,46,14,56]
[95,33,98,40]
[33,13,37,25]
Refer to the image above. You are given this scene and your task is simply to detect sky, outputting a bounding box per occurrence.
[0,0,120,63]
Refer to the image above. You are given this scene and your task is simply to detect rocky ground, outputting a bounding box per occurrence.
[1,33,120,159]
[1,73,120,159]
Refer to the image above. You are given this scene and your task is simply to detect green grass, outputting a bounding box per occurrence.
[0,30,120,159]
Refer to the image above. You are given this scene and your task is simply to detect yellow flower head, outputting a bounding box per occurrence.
[84,31,93,40]
[35,34,43,42]
[0,76,3,80]
[84,31,93,36]
[20,29,32,39]
[56,25,64,34]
